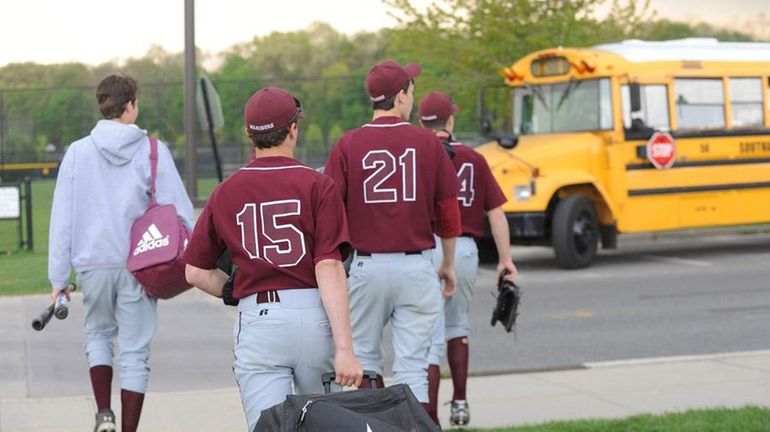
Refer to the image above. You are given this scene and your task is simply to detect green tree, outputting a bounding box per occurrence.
[383,0,657,131]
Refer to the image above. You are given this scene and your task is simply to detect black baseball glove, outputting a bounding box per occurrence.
[491,269,521,333]
[216,250,238,306]
[221,267,239,306]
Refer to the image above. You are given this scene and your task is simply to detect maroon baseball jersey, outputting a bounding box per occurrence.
[324,116,459,252]
[450,142,507,238]
[184,156,351,299]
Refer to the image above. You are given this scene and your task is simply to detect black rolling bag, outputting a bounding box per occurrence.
[254,371,440,432]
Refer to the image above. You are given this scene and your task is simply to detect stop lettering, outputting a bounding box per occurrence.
[646,132,676,169]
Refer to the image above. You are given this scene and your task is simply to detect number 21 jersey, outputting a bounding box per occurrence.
[325,116,459,253]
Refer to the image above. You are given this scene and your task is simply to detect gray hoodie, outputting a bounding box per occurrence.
[48,120,194,290]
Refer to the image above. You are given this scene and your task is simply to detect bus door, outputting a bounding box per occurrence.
[617,80,680,232]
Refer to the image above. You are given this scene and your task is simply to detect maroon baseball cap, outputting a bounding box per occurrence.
[418,92,459,122]
[365,60,421,102]
[244,87,304,134]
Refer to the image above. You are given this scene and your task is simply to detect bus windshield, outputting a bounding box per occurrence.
[513,78,613,135]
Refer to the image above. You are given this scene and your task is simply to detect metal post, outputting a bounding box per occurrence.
[23,177,33,251]
[184,0,198,200]
[200,78,223,182]
[0,91,5,178]
[322,79,329,150]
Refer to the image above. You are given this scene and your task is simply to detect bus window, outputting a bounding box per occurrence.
[675,78,725,129]
[621,84,670,131]
[729,78,763,128]
[512,78,612,134]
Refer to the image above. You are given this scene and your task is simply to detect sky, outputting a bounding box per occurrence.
[0,0,766,68]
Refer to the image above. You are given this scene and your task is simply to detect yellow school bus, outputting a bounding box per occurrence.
[476,38,770,268]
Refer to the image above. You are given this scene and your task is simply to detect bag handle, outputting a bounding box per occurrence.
[148,137,158,207]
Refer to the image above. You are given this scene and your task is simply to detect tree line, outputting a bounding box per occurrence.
[0,0,756,168]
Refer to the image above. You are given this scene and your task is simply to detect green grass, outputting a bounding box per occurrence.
[0,177,219,296]
[0,179,55,295]
[468,406,770,432]
[466,406,770,432]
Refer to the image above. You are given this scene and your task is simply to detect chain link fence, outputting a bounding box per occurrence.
[0,77,485,182]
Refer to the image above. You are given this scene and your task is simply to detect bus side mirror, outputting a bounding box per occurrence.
[495,134,519,149]
[629,83,642,113]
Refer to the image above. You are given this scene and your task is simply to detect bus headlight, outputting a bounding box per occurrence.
[514,184,532,201]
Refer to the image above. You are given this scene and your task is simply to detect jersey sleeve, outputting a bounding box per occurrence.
[481,156,507,211]
[433,137,460,201]
[323,138,349,202]
[183,203,226,269]
[312,177,351,264]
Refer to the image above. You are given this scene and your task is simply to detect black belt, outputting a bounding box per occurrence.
[255,290,280,304]
[356,250,422,257]
[460,234,475,238]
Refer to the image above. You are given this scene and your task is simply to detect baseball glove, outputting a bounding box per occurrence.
[221,267,239,306]
[490,269,521,333]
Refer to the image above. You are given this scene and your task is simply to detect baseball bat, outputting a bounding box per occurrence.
[32,283,77,331]
[31,304,55,331]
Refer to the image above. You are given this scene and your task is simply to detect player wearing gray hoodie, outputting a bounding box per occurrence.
[48,74,193,432]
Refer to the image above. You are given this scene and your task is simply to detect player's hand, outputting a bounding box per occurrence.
[438,264,457,299]
[497,260,518,282]
[51,286,71,302]
[334,347,363,388]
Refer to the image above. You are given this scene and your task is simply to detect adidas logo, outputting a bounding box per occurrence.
[132,224,170,256]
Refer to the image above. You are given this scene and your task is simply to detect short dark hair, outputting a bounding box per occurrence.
[96,74,139,119]
[247,121,297,149]
[372,79,413,111]
[421,118,449,130]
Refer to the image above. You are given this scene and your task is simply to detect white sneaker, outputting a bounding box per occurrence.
[449,400,470,426]
[94,409,116,432]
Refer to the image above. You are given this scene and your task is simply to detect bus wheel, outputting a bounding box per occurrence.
[552,195,599,269]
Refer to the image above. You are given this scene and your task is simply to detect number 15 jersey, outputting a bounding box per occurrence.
[325,116,459,253]
[184,156,351,299]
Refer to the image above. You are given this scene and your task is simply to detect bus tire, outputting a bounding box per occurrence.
[552,195,599,269]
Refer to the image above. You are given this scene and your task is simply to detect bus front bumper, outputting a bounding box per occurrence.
[484,212,547,244]
[508,212,546,239]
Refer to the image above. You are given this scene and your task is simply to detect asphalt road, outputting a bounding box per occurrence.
[13,229,770,398]
[453,229,770,374]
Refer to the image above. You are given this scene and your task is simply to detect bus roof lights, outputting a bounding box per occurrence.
[502,66,524,84]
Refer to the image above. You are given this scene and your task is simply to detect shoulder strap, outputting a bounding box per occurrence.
[148,137,158,207]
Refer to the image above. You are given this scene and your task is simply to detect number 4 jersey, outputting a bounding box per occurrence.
[448,141,507,238]
[183,156,351,299]
[324,116,459,253]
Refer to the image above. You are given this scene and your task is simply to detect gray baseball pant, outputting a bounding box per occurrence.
[347,250,442,402]
[233,288,336,432]
[78,268,157,393]
[428,236,479,365]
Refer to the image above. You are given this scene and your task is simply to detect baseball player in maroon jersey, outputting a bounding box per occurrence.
[324,60,462,410]
[418,91,518,426]
[184,87,362,431]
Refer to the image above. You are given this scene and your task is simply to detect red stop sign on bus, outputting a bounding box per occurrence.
[646,132,676,169]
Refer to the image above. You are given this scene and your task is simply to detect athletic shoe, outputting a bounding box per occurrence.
[94,408,116,432]
[449,400,470,426]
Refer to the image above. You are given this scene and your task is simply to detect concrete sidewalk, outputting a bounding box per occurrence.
[2,350,769,431]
